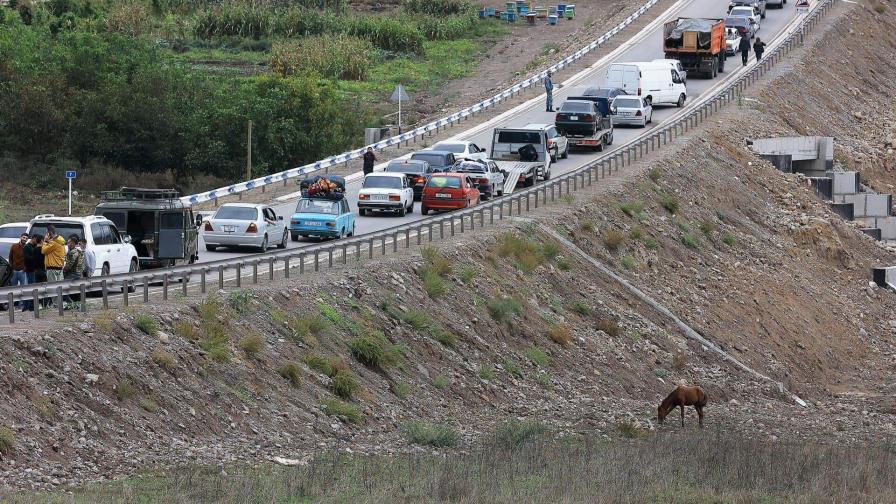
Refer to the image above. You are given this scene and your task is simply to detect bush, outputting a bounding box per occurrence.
[722,232,737,246]
[277,362,301,386]
[115,379,136,401]
[503,359,522,378]
[659,193,679,214]
[699,220,716,236]
[603,229,626,251]
[331,370,360,400]
[200,322,230,363]
[403,421,459,447]
[479,365,495,380]
[681,233,700,249]
[546,323,572,346]
[619,200,645,219]
[597,319,621,337]
[350,332,401,370]
[303,352,334,376]
[151,347,175,369]
[390,381,412,399]
[630,226,644,241]
[226,290,254,314]
[672,352,687,371]
[239,334,263,355]
[322,398,361,423]
[525,346,549,367]
[648,168,663,182]
[174,321,199,341]
[493,419,547,448]
[621,256,637,270]
[487,297,523,324]
[134,313,157,335]
[0,427,15,455]
[421,269,447,298]
[414,12,477,40]
[271,35,373,80]
[570,301,591,317]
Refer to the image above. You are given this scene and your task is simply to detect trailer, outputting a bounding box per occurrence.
[490,127,552,191]
[663,18,727,78]
[561,92,616,151]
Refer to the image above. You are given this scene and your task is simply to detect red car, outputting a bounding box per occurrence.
[421,173,481,215]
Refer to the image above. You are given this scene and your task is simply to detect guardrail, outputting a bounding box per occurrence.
[1,0,837,325]
[182,0,661,206]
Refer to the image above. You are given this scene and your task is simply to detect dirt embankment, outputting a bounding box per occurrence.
[5,0,896,494]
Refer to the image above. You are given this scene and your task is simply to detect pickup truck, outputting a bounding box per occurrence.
[663,18,727,78]
[452,159,506,199]
[490,127,552,189]
[556,96,614,151]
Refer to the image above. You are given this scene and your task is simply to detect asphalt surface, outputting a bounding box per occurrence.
[196,0,800,263]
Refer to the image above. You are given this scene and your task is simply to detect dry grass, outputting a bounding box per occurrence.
[277,362,301,387]
[596,318,621,337]
[602,229,626,251]
[239,334,264,355]
[546,323,572,346]
[0,427,14,455]
[672,351,687,371]
[151,347,175,370]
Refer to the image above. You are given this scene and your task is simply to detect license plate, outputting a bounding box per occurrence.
[569,115,578,120]
[222,225,235,232]
[621,112,632,117]
[436,193,451,198]
[305,221,323,227]
[372,194,388,201]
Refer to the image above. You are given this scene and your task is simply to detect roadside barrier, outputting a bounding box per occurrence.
[1,0,838,324]
[182,0,661,206]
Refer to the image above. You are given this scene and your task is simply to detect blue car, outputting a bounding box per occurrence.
[289,197,355,241]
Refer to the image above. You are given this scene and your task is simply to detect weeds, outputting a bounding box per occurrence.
[496,233,559,272]
[332,370,361,400]
[621,256,637,270]
[151,347,175,370]
[644,237,659,250]
[525,346,549,367]
[271,35,373,80]
[288,313,330,345]
[303,353,335,376]
[658,193,679,214]
[487,297,523,324]
[672,352,687,371]
[350,332,402,370]
[492,419,548,449]
[0,427,14,455]
[460,267,477,283]
[681,233,700,249]
[570,301,591,317]
[419,246,452,298]
[654,368,669,378]
[546,323,572,346]
[322,398,361,423]
[390,381,412,399]
[277,362,301,386]
[535,371,552,389]
[648,167,663,182]
[174,321,199,341]
[630,225,644,241]
[722,232,737,246]
[200,321,230,363]
[619,200,645,219]
[239,334,263,355]
[579,219,595,232]
[479,365,495,380]
[603,229,626,251]
[402,310,429,330]
[560,194,575,204]
[403,421,459,447]
[503,359,522,379]
[115,379,136,401]
[617,420,649,439]
[557,259,571,271]
[433,375,449,389]
[134,313,158,335]
[699,220,716,236]
[597,318,621,337]
[226,290,254,314]
[140,397,159,413]
[196,297,220,323]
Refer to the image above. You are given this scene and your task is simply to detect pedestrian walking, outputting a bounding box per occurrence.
[9,233,28,310]
[753,37,766,62]
[544,71,555,112]
[362,147,376,176]
[80,238,95,278]
[62,234,84,307]
[739,32,751,66]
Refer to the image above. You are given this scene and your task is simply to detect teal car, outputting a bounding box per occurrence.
[289,197,355,241]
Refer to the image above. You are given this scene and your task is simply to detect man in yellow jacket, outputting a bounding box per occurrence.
[41,225,66,283]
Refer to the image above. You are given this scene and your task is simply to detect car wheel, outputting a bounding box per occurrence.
[421,205,429,215]
[291,231,299,242]
[101,263,110,277]
[359,208,366,217]
[339,228,345,239]
[407,200,414,214]
[676,94,686,108]
[648,111,653,124]
[607,132,614,146]
[278,230,288,249]
[398,204,406,217]
[349,223,356,237]
[205,244,216,252]
[259,234,268,252]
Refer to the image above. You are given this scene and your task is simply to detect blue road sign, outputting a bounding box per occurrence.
[65,170,77,179]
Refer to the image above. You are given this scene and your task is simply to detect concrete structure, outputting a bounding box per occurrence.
[751,136,833,177]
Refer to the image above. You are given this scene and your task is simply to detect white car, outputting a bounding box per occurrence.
[358,172,414,217]
[430,141,488,162]
[729,6,760,31]
[27,215,139,275]
[452,159,506,199]
[523,123,567,167]
[0,222,29,245]
[202,203,288,252]
[652,58,687,84]
[611,96,653,128]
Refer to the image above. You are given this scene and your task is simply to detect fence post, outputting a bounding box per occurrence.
[7,293,13,324]
[33,289,40,319]
[57,287,63,317]
[301,252,307,274]
[201,270,207,293]
[162,275,169,300]
[284,257,291,279]
[252,262,258,284]
[314,251,320,272]
[144,278,150,302]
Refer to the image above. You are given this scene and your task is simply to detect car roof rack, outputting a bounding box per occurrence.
[101,187,180,201]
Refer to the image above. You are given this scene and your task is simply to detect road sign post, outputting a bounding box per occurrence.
[390,84,411,135]
[65,170,76,216]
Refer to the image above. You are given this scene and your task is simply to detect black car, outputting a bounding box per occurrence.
[384,159,434,200]
[409,150,458,173]
[554,100,602,136]
[568,87,627,116]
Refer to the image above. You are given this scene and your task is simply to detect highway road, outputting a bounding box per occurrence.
[196,0,800,263]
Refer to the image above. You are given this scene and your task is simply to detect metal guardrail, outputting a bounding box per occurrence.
[182,0,661,206]
[1,0,837,324]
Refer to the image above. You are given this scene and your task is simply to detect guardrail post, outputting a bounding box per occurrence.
[428,224,434,241]
[314,251,320,272]
[201,270,207,293]
[450,218,455,236]
[235,265,242,288]
[163,275,169,300]
[490,206,495,224]
[393,232,399,252]
[517,196,522,214]
[573,175,578,192]
[342,244,348,264]
[284,258,291,278]
[269,259,275,280]
[32,289,39,319]
[57,287,63,317]
[355,242,361,262]
[218,266,224,289]
[479,210,484,227]
[252,262,258,284]
[381,236,386,255]
[301,253,308,274]
[182,273,189,295]
[144,278,150,302]
[121,280,129,307]
[368,238,374,259]
[328,248,334,267]
[417,226,422,245]
[87,284,93,311]
[550,183,556,202]
[525,194,530,212]
[7,293,13,324]
[499,201,504,220]
[405,229,410,248]
[470,212,475,230]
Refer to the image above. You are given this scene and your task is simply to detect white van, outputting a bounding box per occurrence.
[603,62,687,107]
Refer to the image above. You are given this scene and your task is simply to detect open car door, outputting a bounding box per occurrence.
[158,211,185,259]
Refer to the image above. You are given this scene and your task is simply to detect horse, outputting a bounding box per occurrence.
[657,385,708,428]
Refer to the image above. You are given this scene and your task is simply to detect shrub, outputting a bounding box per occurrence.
[332,370,360,400]
[535,371,552,389]
[546,323,572,346]
[200,322,230,363]
[542,241,560,261]
[722,232,737,246]
[350,332,402,370]
[322,398,361,423]
[672,352,687,371]
[557,259,571,271]
[630,226,644,241]
[617,420,649,438]
[579,220,595,232]
[621,256,637,270]
[479,365,495,380]
[226,290,254,314]
[681,233,700,249]
[402,310,430,331]
[289,314,330,343]
[496,233,558,272]
[414,12,478,40]
[503,359,522,378]
[239,334,263,355]
[597,318,621,337]
[197,298,220,323]
[151,347,175,369]
[659,193,679,214]
[390,381,412,399]
[460,267,477,283]
[0,427,14,455]
[645,238,659,250]
[493,419,547,448]
[699,220,716,236]
[174,321,198,341]
[277,362,301,386]
[270,35,373,80]
[422,269,447,298]
[433,327,458,347]
[134,313,157,335]
[403,421,459,447]
[487,297,523,324]
[619,200,645,219]
[648,168,663,182]
[115,379,136,401]
[603,229,626,251]
[303,352,334,376]
[433,375,449,389]
[571,301,591,317]
[526,346,549,367]
[421,246,452,276]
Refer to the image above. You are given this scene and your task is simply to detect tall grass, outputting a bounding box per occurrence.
[271,35,372,80]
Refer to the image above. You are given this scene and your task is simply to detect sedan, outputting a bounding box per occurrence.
[202,203,288,252]
[358,172,414,216]
[725,16,756,38]
[729,0,766,18]
[384,159,434,201]
[421,174,481,215]
[728,7,760,32]
[290,197,355,240]
[555,100,602,138]
[611,96,652,127]
[431,141,488,162]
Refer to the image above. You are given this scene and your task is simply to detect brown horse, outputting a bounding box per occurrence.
[657,385,708,428]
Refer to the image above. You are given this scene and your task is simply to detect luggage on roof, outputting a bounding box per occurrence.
[300,175,346,201]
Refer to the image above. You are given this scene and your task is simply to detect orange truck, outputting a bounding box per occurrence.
[663,18,727,78]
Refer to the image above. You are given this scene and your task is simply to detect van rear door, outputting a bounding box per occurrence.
[158,211,185,259]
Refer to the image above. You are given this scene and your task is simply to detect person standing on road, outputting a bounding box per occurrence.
[753,37,766,62]
[32,235,47,285]
[544,71,555,112]
[80,238,95,278]
[22,235,41,312]
[62,234,84,307]
[739,32,751,66]
[9,233,28,309]
[363,147,376,175]
[41,225,66,285]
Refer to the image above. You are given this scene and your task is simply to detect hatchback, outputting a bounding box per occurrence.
[421,174,481,215]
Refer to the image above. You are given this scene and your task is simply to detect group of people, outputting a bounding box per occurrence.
[7,225,96,311]
[739,34,766,66]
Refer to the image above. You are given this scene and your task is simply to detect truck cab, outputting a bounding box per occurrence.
[95,187,199,269]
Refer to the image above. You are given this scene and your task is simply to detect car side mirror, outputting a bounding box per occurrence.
[610,107,617,115]
[277,216,283,221]
[195,215,203,227]
[122,235,132,244]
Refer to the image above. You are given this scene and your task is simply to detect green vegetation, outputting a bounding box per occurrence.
[644,237,659,250]
[699,220,716,236]
[596,318,621,337]
[174,321,199,341]
[570,301,591,317]
[390,381,412,399]
[331,370,360,400]
[418,246,452,298]
[546,323,572,346]
[557,258,571,271]
[658,193,680,214]
[134,314,158,335]
[525,346,549,367]
[303,352,336,377]
[115,379,136,401]
[621,255,637,270]
[350,332,402,370]
[322,398,361,423]
[647,167,663,182]
[630,225,644,241]
[722,232,737,246]
[0,427,14,455]
[496,233,561,272]
[681,233,700,249]
[487,297,523,324]
[226,290,254,314]
[402,421,459,447]
[535,371,551,389]
[493,419,548,448]
[199,319,231,363]
[672,352,687,371]
[619,200,645,219]
[238,333,263,355]
[502,359,522,379]
[432,375,449,390]
[151,347,175,369]
[400,310,456,347]
[478,365,495,380]
[654,368,669,378]
[603,229,626,251]
[578,219,595,232]
[277,362,301,386]
[460,267,477,284]
[288,313,330,345]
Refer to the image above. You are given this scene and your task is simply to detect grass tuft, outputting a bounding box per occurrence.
[239,333,264,355]
[115,379,136,401]
[390,381,412,399]
[570,301,591,317]
[621,256,637,270]
[619,200,645,219]
[174,321,199,341]
[658,193,679,214]
[0,427,15,455]
[478,365,495,380]
[603,229,626,251]
[630,226,644,241]
[722,232,737,246]
[151,347,175,370]
[350,332,402,370]
[277,362,301,386]
[487,297,523,324]
[546,323,572,346]
[647,167,663,182]
[525,346,549,367]
[617,420,649,438]
[134,314,158,335]
[681,233,700,249]
[672,352,687,371]
[322,398,361,423]
[492,419,548,448]
[403,421,459,447]
[503,359,522,379]
[332,370,361,400]
[699,220,716,236]
[433,375,450,389]
[596,319,621,337]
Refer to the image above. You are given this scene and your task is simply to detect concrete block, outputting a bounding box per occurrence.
[861,228,881,241]
[843,194,866,217]
[872,266,896,288]
[760,154,792,173]
[829,202,854,221]
[865,193,892,218]
[809,177,832,200]
[832,171,859,195]
[876,217,896,240]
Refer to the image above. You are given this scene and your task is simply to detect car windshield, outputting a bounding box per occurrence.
[29,222,85,240]
[729,7,753,15]
[295,199,340,215]
[432,143,466,153]
[454,162,486,173]
[560,101,593,112]
[386,163,425,174]
[363,175,402,189]
[614,98,642,108]
[214,206,258,221]
[0,225,26,238]
[411,153,447,166]
[585,88,613,98]
[726,16,748,27]
[427,176,461,189]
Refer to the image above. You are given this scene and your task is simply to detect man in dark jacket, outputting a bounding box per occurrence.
[22,234,41,311]
[753,38,766,61]
[9,233,28,309]
[739,33,751,66]
[362,147,376,175]
[544,71,555,112]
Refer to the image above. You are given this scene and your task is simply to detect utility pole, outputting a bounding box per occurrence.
[246,120,253,180]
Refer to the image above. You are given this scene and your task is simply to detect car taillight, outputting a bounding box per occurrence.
[477,177,488,185]
[635,110,642,116]
[547,139,554,148]
[414,176,425,184]
[637,87,642,96]
[388,195,401,201]
[555,113,561,121]
[325,222,335,228]
[359,194,370,200]
[203,221,213,232]
[584,114,593,122]
[246,222,258,233]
